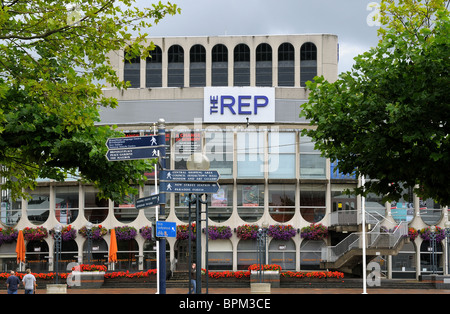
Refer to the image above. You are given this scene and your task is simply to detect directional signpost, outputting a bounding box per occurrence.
[161,170,219,182]
[105,135,165,161]
[106,135,160,149]
[106,127,221,295]
[160,181,220,194]
[135,194,160,209]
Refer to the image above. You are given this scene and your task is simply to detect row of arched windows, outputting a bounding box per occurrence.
[124,42,317,88]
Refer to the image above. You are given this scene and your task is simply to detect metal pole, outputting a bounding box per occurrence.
[195,193,202,294]
[188,193,192,294]
[205,194,209,294]
[157,118,166,294]
[154,124,160,293]
[361,175,367,294]
[54,232,61,284]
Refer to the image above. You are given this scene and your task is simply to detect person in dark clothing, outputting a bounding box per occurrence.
[6,271,20,294]
[190,263,196,294]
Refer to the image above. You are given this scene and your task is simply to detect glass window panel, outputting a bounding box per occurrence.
[269,239,296,270]
[208,185,233,223]
[174,130,202,170]
[205,130,233,179]
[300,184,326,223]
[168,45,184,87]
[237,132,264,178]
[27,187,50,225]
[237,184,264,222]
[113,188,138,223]
[1,194,21,226]
[269,184,295,223]
[84,186,109,224]
[269,132,295,178]
[55,186,79,224]
[234,44,250,86]
[124,56,140,88]
[146,46,162,88]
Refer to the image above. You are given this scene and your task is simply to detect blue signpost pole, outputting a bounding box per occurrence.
[158,118,167,294]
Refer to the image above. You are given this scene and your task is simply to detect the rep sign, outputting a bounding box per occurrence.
[204,87,275,123]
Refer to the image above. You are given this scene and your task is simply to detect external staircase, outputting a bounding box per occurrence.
[320,210,409,275]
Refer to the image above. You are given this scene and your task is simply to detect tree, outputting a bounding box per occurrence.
[300,0,449,205]
[0,1,180,202]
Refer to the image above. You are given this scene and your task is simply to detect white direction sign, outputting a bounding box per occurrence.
[161,170,219,182]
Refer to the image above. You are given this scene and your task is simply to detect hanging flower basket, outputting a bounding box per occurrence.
[23,226,48,241]
[300,223,328,240]
[408,227,419,241]
[114,226,137,240]
[139,226,153,241]
[177,223,196,240]
[0,227,18,245]
[236,224,259,240]
[206,226,232,240]
[268,224,296,240]
[78,225,107,240]
[51,225,77,241]
[419,226,445,242]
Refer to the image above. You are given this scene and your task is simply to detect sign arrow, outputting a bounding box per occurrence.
[106,147,163,161]
[106,135,160,149]
[135,194,161,209]
[160,182,220,194]
[161,170,219,182]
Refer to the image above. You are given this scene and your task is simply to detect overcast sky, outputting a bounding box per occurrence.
[141,0,381,74]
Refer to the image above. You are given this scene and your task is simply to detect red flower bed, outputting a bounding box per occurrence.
[104,269,157,279]
[280,270,344,279]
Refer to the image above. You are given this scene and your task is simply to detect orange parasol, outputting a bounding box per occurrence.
[108,229,118,263]
[16,230,25,263]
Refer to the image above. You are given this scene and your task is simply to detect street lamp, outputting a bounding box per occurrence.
[257,222,269,283]
[187,152,210,294]
[430,225,437,274]
[86,222,93,264]
[54,224,63,284]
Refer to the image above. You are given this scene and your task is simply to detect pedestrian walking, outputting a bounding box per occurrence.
[22,269,36,294]
[6,270,20,294]
[190,263,196,294]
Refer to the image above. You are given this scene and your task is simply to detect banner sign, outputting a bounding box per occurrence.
[204,87,275,123]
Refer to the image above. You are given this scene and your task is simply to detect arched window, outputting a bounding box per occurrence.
[212,44,228,86]
[233,44,250,86]
[237,239,258,270]
[168,45,184,87]
[269,239,296,270]
[208,239,233,270]
[123,50,140,88]
[146,45,162,88]
[190,44,206,87]
[256,43,272,86]
[300,240,326,270]
[27,187,50,225]
[278,43,295,86]
[84,186,108,224]
[300,42,317,87]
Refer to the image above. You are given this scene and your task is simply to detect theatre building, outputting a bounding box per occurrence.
[1,35,448,279]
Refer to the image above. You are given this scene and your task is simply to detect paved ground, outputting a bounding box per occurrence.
[2,287,449,294]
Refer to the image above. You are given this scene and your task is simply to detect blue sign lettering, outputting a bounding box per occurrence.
[221,95,235,115]
[254,95,268,114]
[204,87,275,123]
[238,95,251,115]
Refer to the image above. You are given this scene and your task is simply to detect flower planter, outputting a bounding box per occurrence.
[250,270,280,288]
[70,271,105,289]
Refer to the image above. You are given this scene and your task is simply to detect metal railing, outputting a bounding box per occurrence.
[322,212,408,263]
[329,210,379,226]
